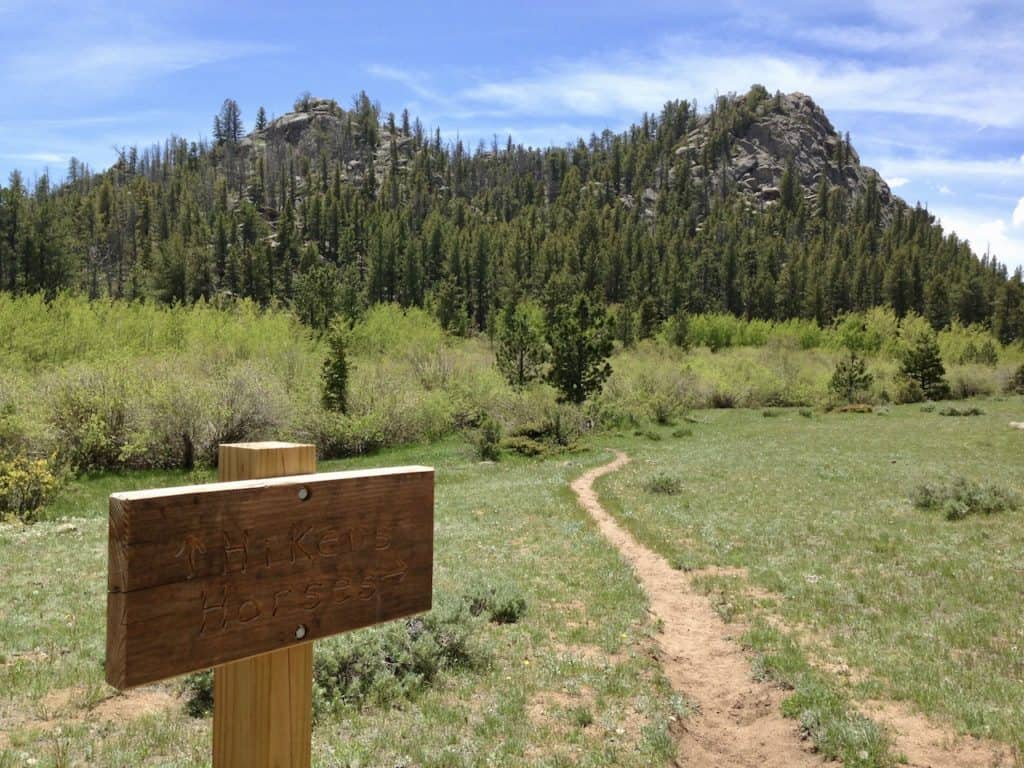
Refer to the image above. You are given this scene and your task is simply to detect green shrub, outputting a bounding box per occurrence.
[183,604,482,719]
[799,408,814,418]
[911,478,1019,520]
[0,454,59,523]
[321,319,350,413]
[499,436,549,457]
[708,388,738,409]
[939,321,1001,366]
[571,706,594,728]
[465,583,528,624]
[633,428,662,441]
[313,604,478,712]
[762,409,782,418]
[48,369,136,471]
[893,375,926,404]
[508,402,583,447]
[828,351,873,403]
[835,403,873,414]
[946,367,996,400]
[1008,364,1024,395]
[181,671,214,717]
[662,310,691,350]
[645,473,682,495]
[472,414,502,461]
[671,427,693,437]
[937,406,984,417]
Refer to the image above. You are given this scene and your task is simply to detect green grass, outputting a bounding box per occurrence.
[593,398,1024,759]
[0,440,676,767]
[5,399,1024,765]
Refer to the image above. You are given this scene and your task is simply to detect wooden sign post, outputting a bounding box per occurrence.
[105,442,434,767]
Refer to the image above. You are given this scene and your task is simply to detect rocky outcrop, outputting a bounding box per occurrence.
[674,91,893,219]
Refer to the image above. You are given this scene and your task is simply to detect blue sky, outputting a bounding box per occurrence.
[2,0,1023,269]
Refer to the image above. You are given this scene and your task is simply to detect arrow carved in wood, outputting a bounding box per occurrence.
[175,534,206,579]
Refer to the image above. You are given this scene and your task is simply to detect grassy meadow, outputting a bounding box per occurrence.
[2,295,1024,766]
[595,400,1024,760]
[1,441,680,767]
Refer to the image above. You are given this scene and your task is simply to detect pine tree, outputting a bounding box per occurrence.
[829,351,873,403]
[495,300,548,387]
[900,331,949,400]
[321,319,350,413]
[214,99,244,145]
[255,106,268,132]
[546,293,613,404]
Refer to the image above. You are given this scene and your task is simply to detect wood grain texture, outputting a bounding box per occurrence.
[105,460,434,688]
[214,443,316,768]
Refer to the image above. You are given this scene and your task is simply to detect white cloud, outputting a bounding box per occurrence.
[876,155,1024,180]
[1,152,65,164]
[886,176,910,188]
[1013,197,1024,228]
[939,184,953,195]
[8,39,276,94]
[449,46,1024,129]
[936,207,1024,269]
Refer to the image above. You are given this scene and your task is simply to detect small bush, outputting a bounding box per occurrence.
[937,406,984,417]
[633,429,662,441]
[708,388,738,409]
[645,473,682,495]
[946,368,995,400]
[912,478,1019,520]
[671,427,693,437]
[828,352,873,403]
[182,603,485,719]
[1007,364,1024,395]
[798,408,814,418]
[571,706,594,728]
[313,605,478,712]
[48,370,135,472]
[465,583,528,624]
[762,409,782,418]
[0,454,59,523]
[835,403,873,414]
[181,671,214,717]
[499,435,549,457]
[893,376,926,405]
[472,414,502,461]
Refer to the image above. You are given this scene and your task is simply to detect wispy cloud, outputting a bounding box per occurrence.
[366,65,445,104]
[886,177,910,189]
[448,48,1024,129]
[1,152,66,164]
[9,39,277,94]
[875,155,1024,181]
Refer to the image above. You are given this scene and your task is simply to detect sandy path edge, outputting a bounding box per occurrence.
[571,451,822,767]
[570,450,1016,768]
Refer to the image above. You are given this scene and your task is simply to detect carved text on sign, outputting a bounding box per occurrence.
[106,467,434,688]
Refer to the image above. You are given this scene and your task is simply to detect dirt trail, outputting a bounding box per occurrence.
[571,451,1018,768]
[571,451,822,767]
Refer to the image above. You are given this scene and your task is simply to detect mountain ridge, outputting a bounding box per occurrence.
[0,85,1021,342]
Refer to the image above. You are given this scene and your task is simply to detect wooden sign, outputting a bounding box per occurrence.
[106,465,434,689]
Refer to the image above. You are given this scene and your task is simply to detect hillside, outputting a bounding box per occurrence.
[0,85,1021,340]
